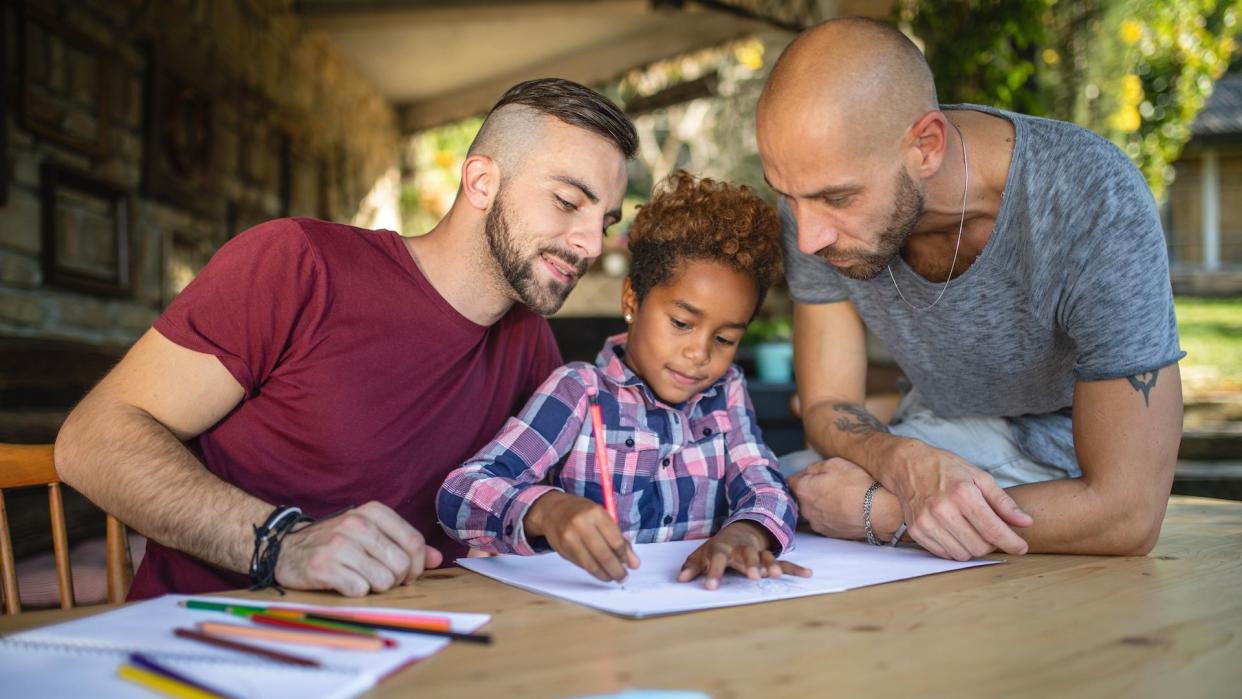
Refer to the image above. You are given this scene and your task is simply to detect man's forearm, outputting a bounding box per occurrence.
[56,397,271,573]
[803,398,911,480]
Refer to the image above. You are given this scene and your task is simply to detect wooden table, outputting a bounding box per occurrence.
[4,496,1240,698]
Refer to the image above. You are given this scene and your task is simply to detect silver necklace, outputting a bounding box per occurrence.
[887,120,968,311]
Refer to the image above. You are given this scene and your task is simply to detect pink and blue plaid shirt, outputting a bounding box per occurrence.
[437,334,797,555]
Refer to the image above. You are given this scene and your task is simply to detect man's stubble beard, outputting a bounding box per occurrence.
[484,188,587,316]
[818,167,924,281]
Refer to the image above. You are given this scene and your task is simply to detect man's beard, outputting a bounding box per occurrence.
[484,189,586,316]
[818,168,924,281]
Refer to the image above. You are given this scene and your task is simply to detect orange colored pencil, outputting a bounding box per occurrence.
[250,613,397,647]
[317,610,452,630]
[308,611,452,633]
[197,621,386,651]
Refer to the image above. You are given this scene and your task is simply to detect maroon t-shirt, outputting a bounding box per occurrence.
[129,218,562,599]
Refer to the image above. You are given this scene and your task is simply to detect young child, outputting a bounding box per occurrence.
[437,171,809,590]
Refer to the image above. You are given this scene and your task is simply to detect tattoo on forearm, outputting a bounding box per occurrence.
[831,402,889,435]
[1127,369,1159,407]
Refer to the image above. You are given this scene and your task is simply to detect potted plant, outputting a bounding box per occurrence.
[744,314,794,384]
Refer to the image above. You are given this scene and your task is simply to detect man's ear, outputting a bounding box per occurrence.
[906,110,948,179]
[460,154,499,211]
[621,277,638,322]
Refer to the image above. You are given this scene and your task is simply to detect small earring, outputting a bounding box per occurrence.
[624,313,633,323]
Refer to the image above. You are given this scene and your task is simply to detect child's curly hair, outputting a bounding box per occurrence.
[628,170,782,312]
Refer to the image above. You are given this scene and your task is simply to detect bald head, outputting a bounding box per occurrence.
[759,17,937,156]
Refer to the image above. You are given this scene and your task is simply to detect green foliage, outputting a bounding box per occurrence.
[900,0,1242,201]
[1176,296,1242,398]
[400,116,483,236]
[898,0,1049,114]
[1082,1,1238,200]
[743,314,793,345]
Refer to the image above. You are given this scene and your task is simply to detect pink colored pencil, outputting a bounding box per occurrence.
[586,386,619,523]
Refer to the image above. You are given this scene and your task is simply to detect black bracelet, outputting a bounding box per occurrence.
[249,505,315,594]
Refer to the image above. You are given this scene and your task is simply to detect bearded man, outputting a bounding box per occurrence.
[759,19,1184,560]
[55,78,634,598]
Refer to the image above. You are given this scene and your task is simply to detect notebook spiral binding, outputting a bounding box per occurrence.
[0,636,357,675]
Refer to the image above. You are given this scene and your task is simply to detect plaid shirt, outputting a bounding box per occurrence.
[437,334,797,555]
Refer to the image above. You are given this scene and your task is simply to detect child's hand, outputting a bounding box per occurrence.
[524,491,640,583]
[678,521,812,590]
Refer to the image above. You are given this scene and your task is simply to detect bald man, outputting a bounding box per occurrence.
[55,78,634,598]
[759,19,1183,560]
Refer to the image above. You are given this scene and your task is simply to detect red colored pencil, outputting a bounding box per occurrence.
[586,386,618,523]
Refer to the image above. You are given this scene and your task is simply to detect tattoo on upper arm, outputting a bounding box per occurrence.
[1126,369,1159,407]
[831,402,889,434]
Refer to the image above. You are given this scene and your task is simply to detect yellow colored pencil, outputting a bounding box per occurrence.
[117,663,224,699]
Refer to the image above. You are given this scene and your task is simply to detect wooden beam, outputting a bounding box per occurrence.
[296,0,643,29]
[398,18,763,132]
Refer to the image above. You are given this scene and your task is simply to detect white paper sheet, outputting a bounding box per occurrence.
[458,534,999,618]
[0,594,490,699]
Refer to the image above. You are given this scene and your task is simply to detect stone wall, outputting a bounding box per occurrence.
[0,0,399,346]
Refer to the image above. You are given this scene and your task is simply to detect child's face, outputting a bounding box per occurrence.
[621,259,758,405]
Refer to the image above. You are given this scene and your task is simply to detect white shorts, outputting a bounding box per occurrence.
[778,388,1073,488]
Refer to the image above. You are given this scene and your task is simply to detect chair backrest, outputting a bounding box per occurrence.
[0,443,133,614]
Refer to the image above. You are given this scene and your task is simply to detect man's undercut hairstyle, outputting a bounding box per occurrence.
[469,78,637,166]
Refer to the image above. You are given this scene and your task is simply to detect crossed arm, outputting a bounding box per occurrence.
[55,329,441,596]
[789,300,1181,559]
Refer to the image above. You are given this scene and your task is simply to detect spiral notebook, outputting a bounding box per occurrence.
[0,594,490,699]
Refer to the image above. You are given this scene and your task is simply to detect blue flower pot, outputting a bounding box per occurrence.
[754,341,793,384]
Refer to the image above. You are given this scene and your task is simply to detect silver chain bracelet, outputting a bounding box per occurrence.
[863,481,883,545]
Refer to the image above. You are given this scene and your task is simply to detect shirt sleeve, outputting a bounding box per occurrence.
[1058,155,1185,382]
[718,371,799,553]
[436,364,591,554]
[780,198,851,305]
[152,219,323,395]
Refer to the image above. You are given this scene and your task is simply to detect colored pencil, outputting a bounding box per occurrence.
[586,386,619,523]
[319,610,452,629]
[181,599,452,629]
[173,627,321,667]
[250,613,397,647]
[129,653,240,699]
[305,611,454,634]
[303,613,492,644]
[198,621,387,651]
[118,663,223,699]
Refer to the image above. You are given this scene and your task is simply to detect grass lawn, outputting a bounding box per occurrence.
[1176,296,1242,405]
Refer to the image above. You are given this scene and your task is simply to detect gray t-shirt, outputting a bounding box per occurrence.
[782,104,1184,474]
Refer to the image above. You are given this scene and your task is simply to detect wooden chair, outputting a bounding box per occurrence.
[0,443,133,614]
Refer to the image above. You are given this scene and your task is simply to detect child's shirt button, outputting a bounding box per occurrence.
[702,427,712,436]
[662,458,670,467]
[625,437,634,447]
[663,515,673,525]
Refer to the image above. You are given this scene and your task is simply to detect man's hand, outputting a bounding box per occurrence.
[524,491,639,583]
[885,440,1033,560]
[275,501,443,597]
[677,520,812,590]
[788,457,880,540]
